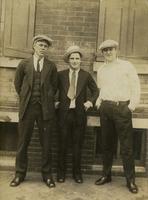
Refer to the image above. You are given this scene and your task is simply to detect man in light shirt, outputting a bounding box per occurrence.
[10,35,57,188]
[95,40,140,193]
[56,45,99,183]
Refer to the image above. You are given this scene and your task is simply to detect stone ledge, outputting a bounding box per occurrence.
[0,57,22,68]
[1,110,148,129]
[87,116,148,129]
[92,165,146,176]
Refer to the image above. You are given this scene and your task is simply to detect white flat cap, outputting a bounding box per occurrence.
[32,34,53,46]
[99,39,118,50]
[63,45,83,63]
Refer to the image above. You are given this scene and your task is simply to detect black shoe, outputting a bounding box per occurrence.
[95,176,111,185]
[57,171,65,183]
[127,181,138,193]
[73,174,83,184]
[10,176,24,187]
[43,177,55,188]
[57,176,65,183]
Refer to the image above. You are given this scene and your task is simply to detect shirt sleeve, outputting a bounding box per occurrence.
[127,62,141,111]
[95,66,103,106]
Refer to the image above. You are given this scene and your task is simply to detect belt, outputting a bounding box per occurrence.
[68,108,76,111]
[102,100,129,106]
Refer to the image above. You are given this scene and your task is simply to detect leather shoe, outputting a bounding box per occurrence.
[57,171,65,183]
[57,176,65,183]
[44,178,55,188]
[127,181,138,193]
[10,176,24,187]
[95,176,111,185]
[73,174,83,184]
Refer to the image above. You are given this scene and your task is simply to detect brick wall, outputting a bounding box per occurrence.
[35,0,99,71]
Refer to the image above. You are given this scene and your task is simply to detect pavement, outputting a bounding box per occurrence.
[0,171,147,200]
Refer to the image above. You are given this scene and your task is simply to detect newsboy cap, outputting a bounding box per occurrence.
[63,45,83,63]
[32,34,53,46]
[99,39,118,50]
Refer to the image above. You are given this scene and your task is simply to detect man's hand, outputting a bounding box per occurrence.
[54,101,60,109]
[95,103,101,110]
[128,104,135,112]
[95,98,101,110]
[84,101,93,111]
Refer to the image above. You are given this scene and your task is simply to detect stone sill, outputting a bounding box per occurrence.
[0,57,22,68]
[87,116,148,129]
[0,156,146,175]
[92,165,146,174]
[0,110,18,122]
[0,109,148,129]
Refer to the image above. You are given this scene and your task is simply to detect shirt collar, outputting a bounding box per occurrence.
[33,54,44,62]
[69,68,80,74]
[105,57,118,64]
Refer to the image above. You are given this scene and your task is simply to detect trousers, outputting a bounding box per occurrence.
[15,103,53,179]
[99,101,135,181]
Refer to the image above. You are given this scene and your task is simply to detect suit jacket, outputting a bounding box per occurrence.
[57,69,99,126]
[14,56,57,120]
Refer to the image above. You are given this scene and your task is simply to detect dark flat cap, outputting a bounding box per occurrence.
[63,45,83,63]
[99,40,118,50]
[32,34,53,46]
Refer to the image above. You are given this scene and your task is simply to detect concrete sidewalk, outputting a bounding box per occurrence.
[0,171,147,200]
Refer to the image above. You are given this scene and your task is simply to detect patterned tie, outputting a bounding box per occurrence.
[37,59,40,72]
[67,70,76,99]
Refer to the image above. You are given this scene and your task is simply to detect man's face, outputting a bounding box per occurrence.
[102,47,117,62]
[68,52,81,70]
[33,40,49,58]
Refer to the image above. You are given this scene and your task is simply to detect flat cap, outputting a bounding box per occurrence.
[99,39,118,50]
[32,34,53,46]
[63,45,83,63]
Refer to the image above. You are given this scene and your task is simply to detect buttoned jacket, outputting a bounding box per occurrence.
[14,56,58,120]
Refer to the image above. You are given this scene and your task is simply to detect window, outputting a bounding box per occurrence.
[3,0,36,58]
[97,0,148,59]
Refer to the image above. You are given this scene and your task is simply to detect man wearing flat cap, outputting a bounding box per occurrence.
[95,39,140,193]
[56,45,99,183]
[10,34,57,188]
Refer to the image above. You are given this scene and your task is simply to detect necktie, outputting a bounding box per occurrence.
[37,59,40,72]
[67,70,76,99]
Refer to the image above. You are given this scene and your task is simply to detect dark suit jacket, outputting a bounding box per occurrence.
[14,56,57,120]
[57,69,99,126]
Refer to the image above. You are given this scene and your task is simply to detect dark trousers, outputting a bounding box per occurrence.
[15,103,53,180]
[58,109,85,177]
[99,101,135,182]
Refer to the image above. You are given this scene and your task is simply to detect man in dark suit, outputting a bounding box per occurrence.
[56,45,99,183]
[10,35,57,188]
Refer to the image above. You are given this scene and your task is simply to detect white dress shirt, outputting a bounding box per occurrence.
[33,55,44,72]
[69,68,80,108]
[96,58,140,111]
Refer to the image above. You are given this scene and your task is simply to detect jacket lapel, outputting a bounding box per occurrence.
[76,69,85,97]
[26,57,34,89]
[63,69,70,95]
[41,58,50,86]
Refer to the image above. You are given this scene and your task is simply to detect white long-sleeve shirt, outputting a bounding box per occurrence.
[96,58,140,111]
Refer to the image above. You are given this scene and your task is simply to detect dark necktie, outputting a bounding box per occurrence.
[37,59,40,72]
[67,70,76,99]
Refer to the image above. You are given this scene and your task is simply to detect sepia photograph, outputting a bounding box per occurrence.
[0,0,148,199]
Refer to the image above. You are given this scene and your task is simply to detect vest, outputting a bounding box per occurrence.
[30,68,41,104]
